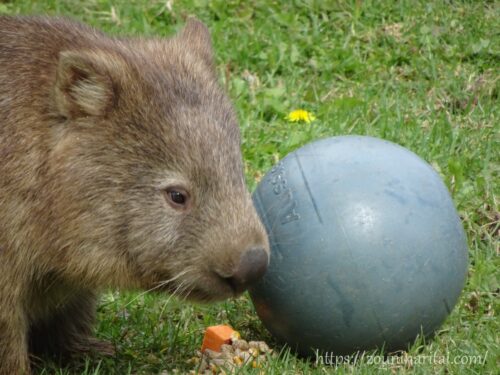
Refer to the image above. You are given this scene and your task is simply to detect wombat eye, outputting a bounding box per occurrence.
[170,191,185,204]
[163,187,190,210]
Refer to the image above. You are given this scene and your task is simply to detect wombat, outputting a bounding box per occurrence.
[0,16,269,374]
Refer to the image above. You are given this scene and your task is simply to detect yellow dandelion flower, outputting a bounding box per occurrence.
[286,109,316,123]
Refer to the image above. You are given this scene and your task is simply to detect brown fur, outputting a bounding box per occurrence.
[0,16,269,374]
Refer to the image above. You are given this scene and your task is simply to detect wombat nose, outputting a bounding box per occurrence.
[226,248,268,294]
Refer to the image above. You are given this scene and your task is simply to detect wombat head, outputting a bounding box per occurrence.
[48,19,269,301]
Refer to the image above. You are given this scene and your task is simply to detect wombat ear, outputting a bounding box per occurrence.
[179,17,215,70]
[54,50,120,119]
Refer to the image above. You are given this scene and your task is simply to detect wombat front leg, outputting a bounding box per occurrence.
[0,304,31,375]
[29,290,114,362]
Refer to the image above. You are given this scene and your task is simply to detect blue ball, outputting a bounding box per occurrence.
[250,136,468,356]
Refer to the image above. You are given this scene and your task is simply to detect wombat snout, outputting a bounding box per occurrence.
[221,247,268,294]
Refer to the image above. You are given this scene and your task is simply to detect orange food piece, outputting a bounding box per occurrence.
[201,325,238,352]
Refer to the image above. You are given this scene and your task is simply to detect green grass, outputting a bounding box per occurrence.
[2,0,499,373]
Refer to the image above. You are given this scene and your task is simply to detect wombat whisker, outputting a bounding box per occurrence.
[158,275,198,319]
[168,279,188,299]
[163,270,196,300]
[173,283,190,303]
[123,287,162,307]
[123,268,193,307]
[180,275,201,301]
[157,267,196,288]
[180,283,197,302]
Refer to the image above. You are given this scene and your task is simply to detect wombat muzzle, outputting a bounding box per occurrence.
[224,247,268,294]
